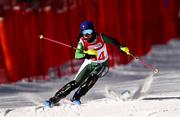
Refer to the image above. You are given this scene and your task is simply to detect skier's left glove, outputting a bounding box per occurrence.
[83,49,98,57]
[120,46,130,55]
[83,49,98,59]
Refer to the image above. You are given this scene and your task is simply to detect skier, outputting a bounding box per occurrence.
[44,20,130,107]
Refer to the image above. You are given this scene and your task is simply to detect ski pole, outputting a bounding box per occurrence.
[128,53,159,74]
[38,35,98,56]
[39,35,77,50]
[39,35,159,73]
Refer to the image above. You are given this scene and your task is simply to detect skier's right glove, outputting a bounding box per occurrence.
[83,49,98,59]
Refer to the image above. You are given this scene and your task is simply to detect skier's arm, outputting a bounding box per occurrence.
[75,42,86,59]
[101,33,123,48]
[75,42,97,59]
[101,33,130,55]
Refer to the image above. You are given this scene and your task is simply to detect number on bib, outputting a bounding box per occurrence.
[98,51,105,60]
[91,51,105,61]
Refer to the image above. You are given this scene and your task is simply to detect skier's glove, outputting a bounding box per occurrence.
[83,49,98,56]
[120,47,130,55]
[83,49,98,59]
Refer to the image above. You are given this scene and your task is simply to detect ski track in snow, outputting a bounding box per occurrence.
[0,39,180,117]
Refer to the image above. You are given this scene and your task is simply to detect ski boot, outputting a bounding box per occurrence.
[71,98,81,105]
[44,96,60,108]
[73,100,81,105]
[44,100,53,108]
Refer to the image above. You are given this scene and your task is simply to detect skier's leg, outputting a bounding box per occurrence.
[71,73,99,101]
[49,61,92,104]
[49,80,79,104]
[71,65,106,101]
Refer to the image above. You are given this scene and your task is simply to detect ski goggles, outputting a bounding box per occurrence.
[82,29,93,35]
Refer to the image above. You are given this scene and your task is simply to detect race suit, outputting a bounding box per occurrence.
[49,33,123,103]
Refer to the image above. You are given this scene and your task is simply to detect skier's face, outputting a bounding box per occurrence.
[82,29,93,40]
[83,34,92,39]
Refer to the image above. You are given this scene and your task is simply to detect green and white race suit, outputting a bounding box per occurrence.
[74,33,122,83]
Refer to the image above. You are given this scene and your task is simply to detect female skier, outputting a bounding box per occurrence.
[45,20,130,107]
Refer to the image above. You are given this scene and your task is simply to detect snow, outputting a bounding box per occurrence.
[0,39,180,117]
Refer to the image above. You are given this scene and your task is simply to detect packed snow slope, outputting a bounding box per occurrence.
[0,39,180,117]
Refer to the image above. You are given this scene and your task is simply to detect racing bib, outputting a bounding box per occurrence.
[80,34,109,63]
